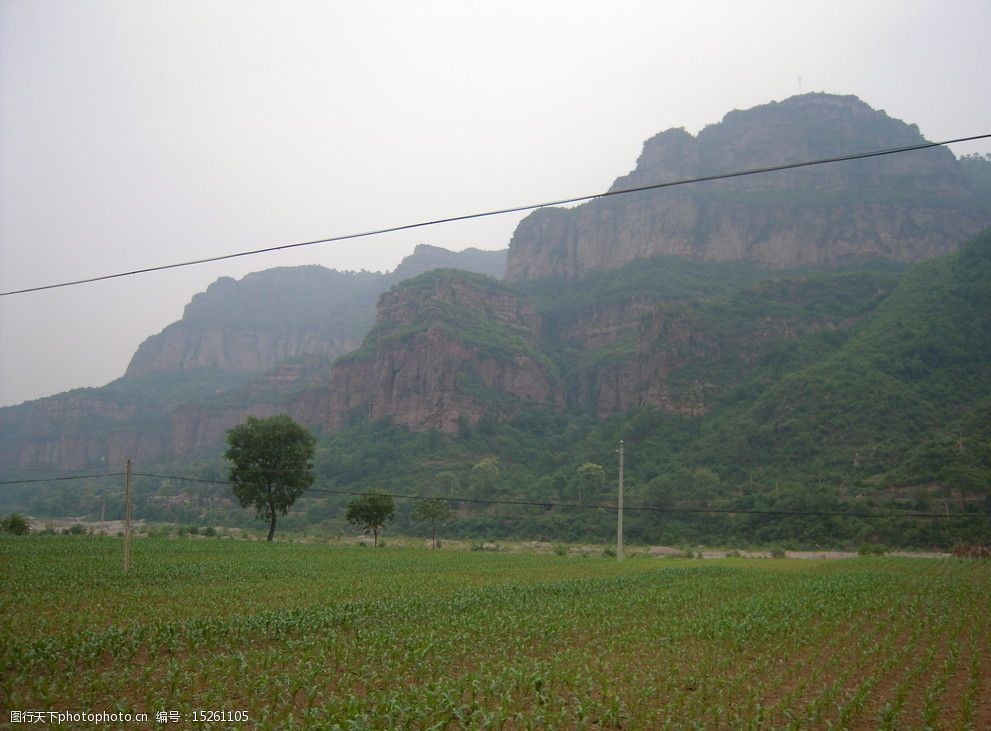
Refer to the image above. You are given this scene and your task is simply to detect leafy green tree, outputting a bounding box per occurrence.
[413,498,454,548]
[225,415,315,542]
[346,491,394,546]
[576,463,605,503]
[1,513,30,535]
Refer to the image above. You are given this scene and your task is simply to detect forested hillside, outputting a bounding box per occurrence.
[28,230,979,549]
[302,231,990,547]
[4,93,989,550]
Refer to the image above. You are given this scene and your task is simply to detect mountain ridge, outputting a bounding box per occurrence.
[3,92,989,548]
[506,93,991,280]
[0,245,506,470]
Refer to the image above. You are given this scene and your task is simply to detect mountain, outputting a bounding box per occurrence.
[308,230,990,547]
[125,267,380,379]
[0,245,506,470]
[5,93,989,548]
[695,227,991,481]
[325,270,563,433]
[126,246,507,380]
[506,94,991,280]
[307,253,904,433]
[390,244,507,283]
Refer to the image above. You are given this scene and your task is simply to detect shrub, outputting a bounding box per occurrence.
[202,526,217,537]
[1,513,30,535]
[553,543,569,556]
[858,543,887,556]
[769,547,786,559]
[66,524,87,535]
[603,547,616,558]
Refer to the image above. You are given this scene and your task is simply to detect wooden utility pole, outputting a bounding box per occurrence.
[617,440,624,562]
[123,458,133,572]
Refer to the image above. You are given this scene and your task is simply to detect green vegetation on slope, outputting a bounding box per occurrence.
[8,234,989,549]
[339,269,555,371]
[308,232,990,547]
[698,227,991,476]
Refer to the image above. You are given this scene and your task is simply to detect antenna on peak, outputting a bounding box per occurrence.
[798,76,803,94]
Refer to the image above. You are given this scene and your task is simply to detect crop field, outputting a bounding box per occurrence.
[1,536,989,729]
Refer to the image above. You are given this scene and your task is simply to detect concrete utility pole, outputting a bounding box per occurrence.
[616,440,624,562]
[123,458,133,572]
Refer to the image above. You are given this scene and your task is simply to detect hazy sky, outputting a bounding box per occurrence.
[1,0,989,407]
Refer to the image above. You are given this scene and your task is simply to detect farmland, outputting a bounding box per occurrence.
[1,536,989,729]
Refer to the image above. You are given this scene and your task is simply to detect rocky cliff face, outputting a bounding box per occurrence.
[389,244,507,283]
[0,392,171,471]
[506,94,991,280]
[324,272,564,433]
[0,246,511,471]
[125,267,380,378]
[126,247,508,380]
[168,355,334,457]
[545,271,899,417]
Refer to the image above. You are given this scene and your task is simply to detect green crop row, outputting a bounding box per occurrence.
[1,536,988,729]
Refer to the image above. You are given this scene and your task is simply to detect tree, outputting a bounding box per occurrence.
[346,491,394,546]
[225,415,315,542]
[413,498,454,548]
[576,463,605,503]
[1,513,29,535]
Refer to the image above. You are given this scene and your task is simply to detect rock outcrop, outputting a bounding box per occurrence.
[324,271,564,433]
[390,244,507,283]
[125,266,380,378]
[127,247,508,380]
[506,94,991,280]
[169,355,334,457]
[545,271,900,416]
[0,392,171,471]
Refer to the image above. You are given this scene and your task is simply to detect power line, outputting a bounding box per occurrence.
[0,472,123,485]
[3,133,988,298]
[5,470,987,521]
[307,487,990,521]
[130,472,990,521]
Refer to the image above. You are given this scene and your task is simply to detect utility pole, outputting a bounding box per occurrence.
[616,440,624,562]
[123,458,133,573]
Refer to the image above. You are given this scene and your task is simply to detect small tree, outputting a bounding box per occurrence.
[1,513,30,535]
[225,415,315,542]
[413,498,454,548]
[346,491,394,546]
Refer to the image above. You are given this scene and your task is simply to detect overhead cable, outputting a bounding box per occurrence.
[5,470,987,521]
[2,133,989,297]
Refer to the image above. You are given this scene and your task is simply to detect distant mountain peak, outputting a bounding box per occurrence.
[507,93,990,280]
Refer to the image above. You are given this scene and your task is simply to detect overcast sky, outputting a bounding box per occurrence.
[1,0,989,407]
